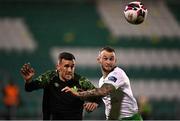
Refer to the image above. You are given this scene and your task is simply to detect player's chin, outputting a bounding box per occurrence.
[103,67,113,72]
[65,75,73,80]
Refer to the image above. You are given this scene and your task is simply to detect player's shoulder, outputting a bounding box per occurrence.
[74,73,88,81]
[35,70,57,84]
[108,67,128,81]
[111,66,125,75]
[39,70,57,79]
[43,70,57,77]
[74,73,95,89]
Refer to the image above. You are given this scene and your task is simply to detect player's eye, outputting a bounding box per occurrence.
[70,65,75,69]
[109,58,114,61]
[64,65,70,68]
[103,57,108,61]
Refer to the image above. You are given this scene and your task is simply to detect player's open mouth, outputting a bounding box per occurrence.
[106,66,112,68]
[66,74,72,77]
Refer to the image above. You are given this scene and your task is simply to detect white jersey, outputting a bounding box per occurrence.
[99,67,138,119]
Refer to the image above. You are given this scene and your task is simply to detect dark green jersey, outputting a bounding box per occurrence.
[25,70,96,120]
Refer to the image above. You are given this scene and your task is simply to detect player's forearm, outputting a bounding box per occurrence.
[78,83,115,99]
[25,79,43,92]
[78,88,106,98]
[25,81,35,92]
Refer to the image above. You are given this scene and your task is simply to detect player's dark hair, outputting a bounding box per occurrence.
[58,52,75,62]
[100,46,115,53]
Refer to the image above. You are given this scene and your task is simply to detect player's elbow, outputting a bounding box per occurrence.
[25,87,33,92]
[24,84,33,92]
[102,90,111,97]
[96,88,111,97]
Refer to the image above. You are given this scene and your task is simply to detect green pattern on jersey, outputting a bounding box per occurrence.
[79,76,95,90]
[35,70,57,87]
[34,70,95,91]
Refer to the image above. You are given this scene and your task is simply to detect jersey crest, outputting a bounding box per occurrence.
[108,76,117,82]
[54,82,59,87]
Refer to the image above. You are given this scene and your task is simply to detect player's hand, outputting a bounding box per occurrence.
[83,102,98,112]
[61,86,79,96]
[20,63,35,83]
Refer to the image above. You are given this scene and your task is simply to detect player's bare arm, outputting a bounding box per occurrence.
[20,63,35,83]
[62,83,116,99]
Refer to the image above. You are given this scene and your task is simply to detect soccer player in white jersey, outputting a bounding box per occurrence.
[62,47,143,120]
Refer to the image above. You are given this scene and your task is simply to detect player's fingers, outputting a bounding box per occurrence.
[61,86,70,92]
[83,103,86,107]
[30,67,35,73]
[22,64,35,76]
[83,103,89,111]
[26,67,34,74]
[24,63,30,69]
[20,69,26,76]
[20,68,28,76]
[24,63,32,73]
[22,64,34,75]
[91,103,98,110]
[84,103,92,111]
[87,103,98,111]
[88,104,95,111]
[22,64,29,72]
[85,103,91,108]
[61,87,67,91]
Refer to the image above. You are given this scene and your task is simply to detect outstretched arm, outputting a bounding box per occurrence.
[20,63,53,92]
[62,83,116,100]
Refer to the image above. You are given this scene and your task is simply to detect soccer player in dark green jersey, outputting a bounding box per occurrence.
[20,52,99,120]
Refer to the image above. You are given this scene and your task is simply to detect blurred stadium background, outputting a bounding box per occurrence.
[0,0,180,120]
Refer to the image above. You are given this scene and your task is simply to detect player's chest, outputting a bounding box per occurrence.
[99,78,105,88]
[49,77,80,91]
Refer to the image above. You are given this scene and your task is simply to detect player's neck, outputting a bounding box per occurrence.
[102,66,116,79]
[102,70,110,79]
[102,73,107,79]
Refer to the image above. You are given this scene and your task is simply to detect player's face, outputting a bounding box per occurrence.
[98,50,116,73]
[56,59,75,81]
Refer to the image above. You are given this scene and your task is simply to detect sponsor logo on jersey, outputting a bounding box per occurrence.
[108,76,117,82]
[71,86,78,92]
[54,82,59,87]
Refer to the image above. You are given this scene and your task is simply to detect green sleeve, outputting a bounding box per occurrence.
[74,73,102,103]
[78,76,96,90]
[25,70,56,92]
[35,70,56,86]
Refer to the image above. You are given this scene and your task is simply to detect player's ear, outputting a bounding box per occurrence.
[56,60,61,70]
[97,56,100,63]
[56,64,59,70]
